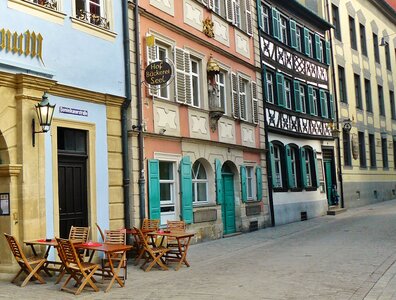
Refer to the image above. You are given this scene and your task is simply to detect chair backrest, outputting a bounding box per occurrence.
[56,237,81,268]
[4,233,28,264]
[95,223,105,241]
[167,220,186,232]
[104,229,126,245]
[142,219,160,231]
[69,226,90,243]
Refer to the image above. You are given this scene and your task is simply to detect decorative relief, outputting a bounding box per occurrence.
[241,126,255,147]
[191,115,208,134]
[219,120,235,144]
[150,0,174,16]
[156,107,177,129]
[202,18,214,38]
[235,31,250,58]
[184,0,203,30]
[213,15,229,46]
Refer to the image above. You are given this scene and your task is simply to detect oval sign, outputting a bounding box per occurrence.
[144,61,172,86]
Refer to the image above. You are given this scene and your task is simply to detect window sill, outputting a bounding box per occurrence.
[193,203,217,208]
[370,166,377,170]
[70,17,117,41]
[8,0,66,24]
[290,187,303,192]
[273,187,288,193]
[305,187,318,191]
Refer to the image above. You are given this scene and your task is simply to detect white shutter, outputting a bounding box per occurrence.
[245,0,253,36]
[202,0,209,7]
[174,47,192,104]
[146,44,159,97]
[208,0,214,9]
[239,76,247,121]
[231,72,240,119]
[225,0,234,22]
[251,81,258,124]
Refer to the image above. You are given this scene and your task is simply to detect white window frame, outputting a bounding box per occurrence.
[266,72,274,104]
[305,150,312,187]
[213,0,221,15]
[296,25,302,52]
[280,16,288,45]
[261,4,270,34]
[216,71,227,115]
[191,58,201,108]
[300,85,306,113]
[285,79,292,109]
[291,147,297,187]
[308,34,313,58]
[274,145,283,188]
[192,161,209,205]
[312,89,318,116]
[157,45,170,100]
[233,0,241,28]
[246,166,255,200]
[239,77,248,121]
[159,161,176,206]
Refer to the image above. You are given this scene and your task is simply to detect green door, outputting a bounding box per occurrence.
[324,161,333,205]
[222,174,236,234]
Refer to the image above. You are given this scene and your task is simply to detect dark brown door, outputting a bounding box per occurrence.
[57,128,88,238]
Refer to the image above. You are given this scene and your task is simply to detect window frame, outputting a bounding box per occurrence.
[381,137,388,169]
[358,131,366,168]
[343,129,352,166]
[215,71,227,115]
[373,33,380,64]
[190,58,201,108]
[369,133,376,168]
[354,73,363,110]
[284,79,292,110]
[349,16,357,50]
[300,84,307,113]
[359,23,367,56]
[273,144,283,189]
[159,160,176,207]
[192,160,209,205]
[266,71,274,104]
[280,16,288,45]
[261,4,270,34]
[338,66,347,103]
[332,4,342,41]
[378,84,385,117]
[364,78,373,113]
[246,166,255,200]
[390,90,396,120]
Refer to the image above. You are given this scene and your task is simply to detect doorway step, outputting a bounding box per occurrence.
[223,232,242,238]
[327,206,347,215]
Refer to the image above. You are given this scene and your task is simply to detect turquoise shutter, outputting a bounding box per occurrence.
[319,90,328,118]
[269,142,277,188]
[256,166,263,200]
[313,150,320,188]
[148,159,160,220]
[314,34,321,61]
[329,94,335,120]
[180,156,193,224]
[215,159,223,204]
[299,148,307,188]
[256,0,262,30]
[293,80,302,112]
[285,145,296,189]
[271,8,280,40]
[307,86,315,116]
[240,165,247,203]
[290,20,297,49]
[325,41,331,65]
[276,73,285,107]
[303,28,310,56]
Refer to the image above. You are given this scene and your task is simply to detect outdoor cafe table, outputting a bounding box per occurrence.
[74,242,132,293]
[24,239,62,276]
[147,231,195,271]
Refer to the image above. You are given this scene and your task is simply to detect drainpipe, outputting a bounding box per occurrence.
[325,0,344,208]
[121,0,132,229]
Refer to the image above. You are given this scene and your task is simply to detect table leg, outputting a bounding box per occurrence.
[174,236,192,271]
[104,251,125,293]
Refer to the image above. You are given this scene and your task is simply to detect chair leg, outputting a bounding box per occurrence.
[11,269,24,284]
[21,261,46,287]
[75,267,99,295]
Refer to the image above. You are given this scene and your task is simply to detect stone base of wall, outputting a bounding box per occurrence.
[274,199,327,226]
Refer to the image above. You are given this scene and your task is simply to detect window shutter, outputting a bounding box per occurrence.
[325,41,331,65]
[146,44,159,97]
[329,94,335,120]
[225,0,234,22]
[271,8,280,40]
[239,76,247,121]
[208,0,214,9]
[303,28,310,56]
[256,166,263,201]
[269,142,277,188]
[215,159,223,204]
[299,148,307,188]
[245,0,253,36]
[319,90,328,118]
[314,34,321,61]
[240,165,247,203]
[307,85,315,116]
[174,47,192,104]
[293,80,302,112]
[148,159,161,220]
[256,0,262,30]
[313,150,320,188]
[231,72,240,119]
[276,73,285,107]
[180,156,193,224]
[285,145,296,188]
[290,20,298,49]
[202,0,209,7]
[251,81,259,124]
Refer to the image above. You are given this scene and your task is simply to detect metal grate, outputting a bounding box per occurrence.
[301,211,307,221]
[249,221,258,232]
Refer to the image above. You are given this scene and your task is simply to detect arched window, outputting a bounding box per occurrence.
[192,161,208,204]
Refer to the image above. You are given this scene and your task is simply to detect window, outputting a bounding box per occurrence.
[369,134,376,167]
[391,90,396,120]
[308,34,313,58]
[332,4,341,41]
[239,78,247,120]
[273,145,283,188]
[266,72,274,104]
[261,4,270,34]
[354,74,362,109]
[300,85,307,113]
[359,24,367,56]
[231,73,256,123]
[215,71,227,115]
[358,131,366,167]
[338,66,347,103]
[343,129,352,166]
[280,16,288,45]
[296,25,302,52]
[233,0,241,28]
[159,161,176,210]
[393,141,396,169]
[246,166,255,200]
[373,33,380,63]
[192,161,208,204]
[385,43,391,71]
[312,89,318,116]
[290,147,298,188]
[378,85,385,116]
[285,79,292,109]
[349,16,357,50]
[75,0,110,29]
[213,0,221,15]
[382,137,388,169]
[191,59,200,108]
[365,78,372,112]
[158,46,170,99]
[304,149,312,187]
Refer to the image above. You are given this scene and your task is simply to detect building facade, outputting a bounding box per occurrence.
[0,0,126,272]
[329,0,396,208]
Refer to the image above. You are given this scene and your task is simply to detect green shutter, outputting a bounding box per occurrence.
[285,145,296,189]
[256,166,263,200]
[180,156,193,224]
[299,148,307,188]
[303,28,310,56]
[240,165,247,203]
[325,41,331,65]
[269,142,277,188]
[290,20,297,49]
[272,8,280,40]
[148,159,160,220]
[314,34,321,61]
[256,0,262,30]
[215,159,223,204]
[276,73,285,107]
[329,94,335,120]
[307,86,315,116]
[313,150,320,188]
[319,90,328,118]
[293,80,302,112]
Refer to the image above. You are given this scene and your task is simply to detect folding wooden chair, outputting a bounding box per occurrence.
[142,218,160,231]
[4,233,46,287]
[165,221,188,261]
[55,238,99,295]
[101,229,127,281]
[134,218,160,265]
[134,227,169,272]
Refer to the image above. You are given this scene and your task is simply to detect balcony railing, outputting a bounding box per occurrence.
[27,0,57,10]
[76,9,110,30]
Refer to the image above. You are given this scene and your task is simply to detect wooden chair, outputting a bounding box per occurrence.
[165,221,187,262]
[95,223,105,242]
[102,229,127,281]
[4,233,46,287]
[133,227,169,272]
[133,219,160,264]
[55,238,99,295]
[69,226,90,259]
[142,218,160,231]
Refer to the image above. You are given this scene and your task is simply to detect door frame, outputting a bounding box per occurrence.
[221,172,236,235]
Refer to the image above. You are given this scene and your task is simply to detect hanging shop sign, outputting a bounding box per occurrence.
[144,60,172,86]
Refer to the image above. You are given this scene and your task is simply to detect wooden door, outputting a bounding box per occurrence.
[222,174,235,234]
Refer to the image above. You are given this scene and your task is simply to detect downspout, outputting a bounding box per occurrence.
[325,0,344,208]
[121,0,132,229]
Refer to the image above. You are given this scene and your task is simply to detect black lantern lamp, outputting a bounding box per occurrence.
[329,117,352,138]
[32,92,56,147]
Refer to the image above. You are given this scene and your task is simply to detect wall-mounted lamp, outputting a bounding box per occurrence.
[329,117,353,138]
[32,92,56,147]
